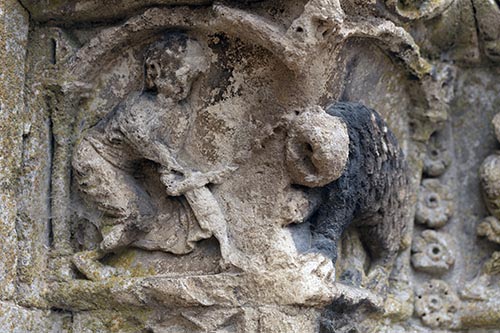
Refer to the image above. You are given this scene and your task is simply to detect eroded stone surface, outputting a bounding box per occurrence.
[415,280,461,329]
[0,301,71,333]
[3,0,500,332]
[423,131,451,177]
[411,229,455,274]
[0,0,29,301]
[415,179,453,228]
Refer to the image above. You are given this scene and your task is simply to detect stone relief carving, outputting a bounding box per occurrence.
[415,179,453,228]
[411,229,455,274]
[305,102,408,293]
[5,0,500,331]
[423,131,452,177]
[410,108,500,331]
[415,279,461,329]
[68,25,409,296]
[71,35,250,280]
[456,112,500,312]
[42,1,414,329]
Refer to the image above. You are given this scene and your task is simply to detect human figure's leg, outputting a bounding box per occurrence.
[72,138,156,279]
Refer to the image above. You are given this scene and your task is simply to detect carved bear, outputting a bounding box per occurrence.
[289,102,408,289]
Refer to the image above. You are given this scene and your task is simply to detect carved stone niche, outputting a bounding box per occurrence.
[16,0,485,332]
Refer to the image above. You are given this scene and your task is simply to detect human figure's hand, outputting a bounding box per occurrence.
[154,144,184,172]
[160,165,238,196]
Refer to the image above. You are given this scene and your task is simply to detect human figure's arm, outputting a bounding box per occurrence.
[160,166,238,196]
[140,141,184,172]
[115,99,185,172]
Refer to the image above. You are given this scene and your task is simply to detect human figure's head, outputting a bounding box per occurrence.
[145,34,208,102]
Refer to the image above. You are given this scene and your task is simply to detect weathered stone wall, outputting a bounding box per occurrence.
[0,1,68,331]
[1,0,500,332]
[0,0,28,300]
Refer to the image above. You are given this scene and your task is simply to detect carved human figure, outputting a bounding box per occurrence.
[72,34,241,280]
